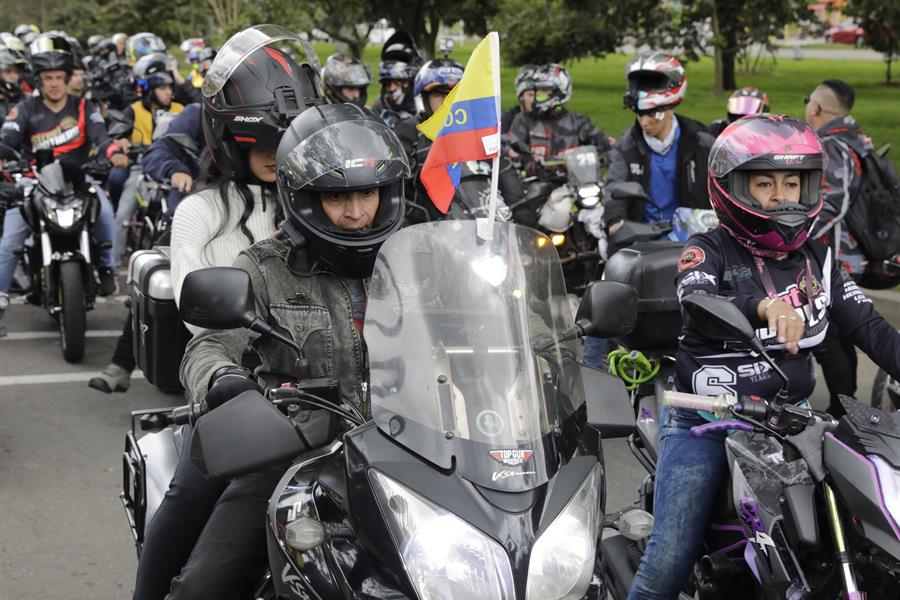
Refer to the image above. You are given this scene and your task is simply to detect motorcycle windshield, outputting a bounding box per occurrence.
[36,162,74,199]
[564,145,599,185]
[367,221,583,492]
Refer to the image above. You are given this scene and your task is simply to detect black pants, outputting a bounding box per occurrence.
[812,325,857,418]
[113,308,137,371]
[165,467,283,600]
[132,425,226,600]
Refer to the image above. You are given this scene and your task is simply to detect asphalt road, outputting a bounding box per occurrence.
[0,277,897,599]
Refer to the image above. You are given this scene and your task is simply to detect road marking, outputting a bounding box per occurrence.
[3,330,122,340]
[9,294,129,305]
[0,371,145,387]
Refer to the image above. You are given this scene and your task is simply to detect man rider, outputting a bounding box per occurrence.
[805,79,875,417]
[394,58,535,227]
[0,49,26,121]
[167,102,409,600]
[371,31,421,128]
[67,55,87,98]
[110,53,185,261]
[187,47,215,89]
[507,63,613,176]
[0,33,127,317]
[501,64,536,135]
[321,53,373,107]
[604,52,713,236]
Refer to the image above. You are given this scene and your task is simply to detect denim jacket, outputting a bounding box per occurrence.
[180,236,369,417]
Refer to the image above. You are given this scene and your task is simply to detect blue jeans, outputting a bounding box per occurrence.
[582,336,608,368]
[0,182,117,292]
[627,406,728,599]
[114,166,142,261]
[108,165,130,207]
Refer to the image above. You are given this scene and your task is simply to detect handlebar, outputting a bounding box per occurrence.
[662,390,736,416]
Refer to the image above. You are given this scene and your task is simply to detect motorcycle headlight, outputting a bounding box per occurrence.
[551,233,566,247]
[370,469,515,600]
[871,456,900,531]
[526,465,600,600]
[577,184,601,208]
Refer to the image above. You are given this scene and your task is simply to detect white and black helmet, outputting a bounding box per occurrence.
[624,52,687,112]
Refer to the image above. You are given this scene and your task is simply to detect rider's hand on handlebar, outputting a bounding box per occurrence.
[110,153,129,169]
[171,172,193,193]
[115,138,131,152]
[758,298,803,354]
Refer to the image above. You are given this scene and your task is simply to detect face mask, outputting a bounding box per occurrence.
[387,85,405,107]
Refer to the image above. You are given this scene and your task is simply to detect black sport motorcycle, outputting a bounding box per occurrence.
[600,294,900,599]
[1,144,110,362]
[122,220,641,599]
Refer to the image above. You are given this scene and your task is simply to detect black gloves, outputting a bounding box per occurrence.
[205,366,262,412]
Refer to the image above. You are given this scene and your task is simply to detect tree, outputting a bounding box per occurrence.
[847,0,900,84]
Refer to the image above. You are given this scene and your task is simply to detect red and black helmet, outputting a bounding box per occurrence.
[708,114,824,252]
[201,25,323,181]
[624,52,686,112]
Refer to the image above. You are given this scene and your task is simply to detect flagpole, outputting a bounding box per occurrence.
[480,32,502,241]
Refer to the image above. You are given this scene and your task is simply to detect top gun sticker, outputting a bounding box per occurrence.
[678,246,706,272]
[489,449,534,467]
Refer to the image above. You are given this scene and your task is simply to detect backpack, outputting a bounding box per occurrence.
[845,150,900,262]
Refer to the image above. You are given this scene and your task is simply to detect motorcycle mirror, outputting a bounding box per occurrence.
[575,281,638,338]
[608,181,651,203]
[681,294,759,345]
[179,267,255,330]
[190,390,306,479]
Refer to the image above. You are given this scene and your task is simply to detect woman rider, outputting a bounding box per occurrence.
[628,114,900,599]
[166,102,409,599]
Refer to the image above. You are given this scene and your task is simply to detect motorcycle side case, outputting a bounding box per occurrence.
[128,248,191,393]
[603,241,683,352]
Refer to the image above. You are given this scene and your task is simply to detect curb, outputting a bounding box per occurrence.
[864,288,900,304]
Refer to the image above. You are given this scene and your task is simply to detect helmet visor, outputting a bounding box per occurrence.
[340,62,373,86]
[727,95,764,116]
[202,25,319,98]
[278,119,410,190]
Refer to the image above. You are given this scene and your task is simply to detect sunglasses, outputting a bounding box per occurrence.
[803,95,812,105]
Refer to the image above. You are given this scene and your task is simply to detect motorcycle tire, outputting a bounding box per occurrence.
[58,261,86,363]
[871,368,900,412]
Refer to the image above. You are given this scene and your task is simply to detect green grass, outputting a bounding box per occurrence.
[313,42,900,167]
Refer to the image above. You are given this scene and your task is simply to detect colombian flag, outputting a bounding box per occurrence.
[417,32,501,213]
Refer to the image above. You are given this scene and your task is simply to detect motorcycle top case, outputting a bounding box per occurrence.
[603,241,683,352]
[128,248,191,393]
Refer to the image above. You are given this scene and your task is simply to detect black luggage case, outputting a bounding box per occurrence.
[603,241,683,352]
[128,248,191,393]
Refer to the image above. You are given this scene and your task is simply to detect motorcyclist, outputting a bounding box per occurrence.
[507,63,613,176]
[107,32,129,66]
[13,24,40,46]
[628,114,900,599]
[67,55,87,97]
[501,64,536,135]
[0,32,34,96]
[164,102,408,600]
[321,53,373,107]
[127,33,200,105]
[0,49,26,120]
[604,52,713,236]
[111,52,186,262]
[0,33,126,315]
[371,30,421,128]
[394,58,535,226]
[708,86,769,137]
[127,27,323,597]
[187,46,215,88]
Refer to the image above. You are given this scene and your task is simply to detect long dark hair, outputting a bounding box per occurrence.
[196,149,282,263]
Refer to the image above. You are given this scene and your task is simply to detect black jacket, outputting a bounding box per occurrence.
[603,115,713,227]
[676,227,900,403]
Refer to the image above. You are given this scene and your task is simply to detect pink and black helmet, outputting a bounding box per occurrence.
[708,114,824,252]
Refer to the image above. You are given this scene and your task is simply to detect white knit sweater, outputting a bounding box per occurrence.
[170,183,279,332]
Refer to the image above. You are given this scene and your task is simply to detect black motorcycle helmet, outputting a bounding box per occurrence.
[29,33,74,77]
[202,25,323,181]
[0,50,23,99]
[321,53,373,107]
[276,103,410,278]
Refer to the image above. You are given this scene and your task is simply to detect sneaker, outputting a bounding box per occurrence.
[0,291,8,320]
[97,267,118,297]
[88,363,132,393]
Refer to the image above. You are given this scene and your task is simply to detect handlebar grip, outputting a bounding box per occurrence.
[170,403,201,425]
[690,420,755,438]
[662,391,734,415]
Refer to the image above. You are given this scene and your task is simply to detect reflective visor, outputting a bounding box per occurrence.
[727,95,764,116]
[278,119,409,190]
[202,25,319,98]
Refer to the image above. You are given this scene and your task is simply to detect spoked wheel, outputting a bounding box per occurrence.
[58,261,86,363]
[871,369,900,412]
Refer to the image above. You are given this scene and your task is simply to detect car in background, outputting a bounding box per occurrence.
[825,19,865,47]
